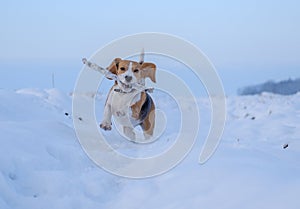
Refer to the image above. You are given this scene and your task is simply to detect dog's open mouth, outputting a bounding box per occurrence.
[119,80,132,89]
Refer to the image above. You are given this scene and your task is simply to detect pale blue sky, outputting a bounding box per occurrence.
[0,0,299,94]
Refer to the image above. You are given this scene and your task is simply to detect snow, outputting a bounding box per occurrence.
[1,88,300,209]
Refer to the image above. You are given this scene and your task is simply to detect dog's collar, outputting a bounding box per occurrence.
[114,88,135,94]
[114,88,153,94]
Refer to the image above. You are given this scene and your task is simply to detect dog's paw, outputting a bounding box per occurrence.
[100,122,112,131]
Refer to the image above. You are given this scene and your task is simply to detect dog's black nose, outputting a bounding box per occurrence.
[125,75,132,82]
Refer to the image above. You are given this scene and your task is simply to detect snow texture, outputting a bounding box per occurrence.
[1,88,300,209]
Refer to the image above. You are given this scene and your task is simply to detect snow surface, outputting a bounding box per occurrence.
[1,88,300,209]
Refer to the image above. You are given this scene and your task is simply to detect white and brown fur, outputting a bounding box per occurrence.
[100,57,156,140]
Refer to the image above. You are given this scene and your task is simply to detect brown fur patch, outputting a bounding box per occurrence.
[130,92,147,119]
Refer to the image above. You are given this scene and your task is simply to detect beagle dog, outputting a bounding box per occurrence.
[100,57,156,140]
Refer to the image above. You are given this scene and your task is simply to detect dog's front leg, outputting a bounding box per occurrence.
[100,103,112,131]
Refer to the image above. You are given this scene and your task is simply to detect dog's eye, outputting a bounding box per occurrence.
[133,69,139,73]
[120,67,125,71]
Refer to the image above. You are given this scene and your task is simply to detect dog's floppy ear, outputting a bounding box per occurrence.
[141,62,156,83]
[106,58,121,77]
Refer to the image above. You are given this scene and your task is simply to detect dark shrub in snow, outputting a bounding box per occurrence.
[238,78,300,95]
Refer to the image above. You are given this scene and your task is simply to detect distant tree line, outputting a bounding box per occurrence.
[238,78,300,95]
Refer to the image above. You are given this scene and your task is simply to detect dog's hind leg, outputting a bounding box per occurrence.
[123,126,136,140]
[141,107,155,139]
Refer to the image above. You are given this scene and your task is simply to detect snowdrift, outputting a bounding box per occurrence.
[0,88,300,209]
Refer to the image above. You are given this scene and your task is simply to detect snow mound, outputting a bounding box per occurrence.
[0,88,300,209]
[0,89,118,209]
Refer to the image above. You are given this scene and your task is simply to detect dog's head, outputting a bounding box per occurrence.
[106,58,156,92]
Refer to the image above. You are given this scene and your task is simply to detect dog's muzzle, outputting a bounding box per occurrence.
[119,80,132,90]
[125,75,132,82]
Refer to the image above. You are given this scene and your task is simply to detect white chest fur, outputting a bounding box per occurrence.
[107,86,141,126]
